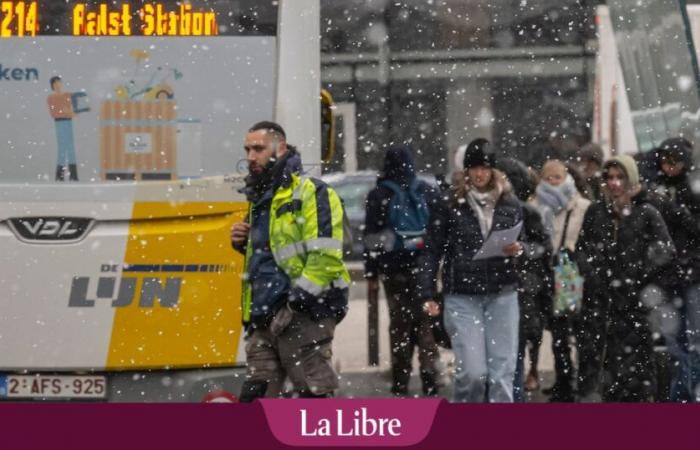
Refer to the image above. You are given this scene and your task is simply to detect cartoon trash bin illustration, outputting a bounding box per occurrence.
[100,99,177,181]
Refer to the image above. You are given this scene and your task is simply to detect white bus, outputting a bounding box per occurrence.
[0,0,322,402]
[594,4,700,160]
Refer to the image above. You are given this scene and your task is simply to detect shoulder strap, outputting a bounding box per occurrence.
[380,179,402,195]
[559,209,573,251]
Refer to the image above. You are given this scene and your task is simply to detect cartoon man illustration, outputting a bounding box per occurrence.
[47,76,79,181]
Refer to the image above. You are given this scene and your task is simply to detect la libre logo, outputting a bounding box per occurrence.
[300,407,402,438]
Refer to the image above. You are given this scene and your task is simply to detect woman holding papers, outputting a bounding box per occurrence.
[418,138,523,402]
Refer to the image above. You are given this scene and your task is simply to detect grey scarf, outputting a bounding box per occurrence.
[467,189,499,238]
[535,175,576,214]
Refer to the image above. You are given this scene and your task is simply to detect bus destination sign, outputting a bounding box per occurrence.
[1,1,219,37]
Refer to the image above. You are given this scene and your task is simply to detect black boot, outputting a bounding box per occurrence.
[391,366,411,397]
[69,164,79,181]
[391,382,409,397]
[239,380,268,403]
[55,165,65,181]
[548,379,575,402]
[420,370,439,397]
[299,390,333,398]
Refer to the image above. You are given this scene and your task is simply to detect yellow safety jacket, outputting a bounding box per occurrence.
[242,173,350,323]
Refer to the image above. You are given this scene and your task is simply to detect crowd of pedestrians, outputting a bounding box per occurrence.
[362,137,700,403]
[230,120,699,403]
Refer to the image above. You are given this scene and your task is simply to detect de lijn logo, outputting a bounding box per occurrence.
[0,64,39,81]
[69,264,182,308]
[8,217,93,243]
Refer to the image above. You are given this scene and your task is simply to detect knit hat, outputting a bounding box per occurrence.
[603,154,640,187]
[463,138,495,169]
[655,137,694,170]
[578,143,604,166]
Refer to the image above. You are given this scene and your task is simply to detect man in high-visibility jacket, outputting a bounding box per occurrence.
[231,121,349,401]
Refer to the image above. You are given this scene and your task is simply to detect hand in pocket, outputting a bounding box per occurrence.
[270,304,294,337]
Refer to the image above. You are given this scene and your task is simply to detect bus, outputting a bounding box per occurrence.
[0,0,323,402]
[594,3,700,163]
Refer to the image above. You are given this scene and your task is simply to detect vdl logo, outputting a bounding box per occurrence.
[8,217,93,243]
[69,264,182,309]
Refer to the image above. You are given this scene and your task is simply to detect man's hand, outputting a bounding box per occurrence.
[269,304,294,337]
[422,300,440,317]
[502,241,523,257]
[231,222,250,246]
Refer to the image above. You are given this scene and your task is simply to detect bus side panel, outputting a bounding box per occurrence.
[0,212,132,370]
[106,202,247,370]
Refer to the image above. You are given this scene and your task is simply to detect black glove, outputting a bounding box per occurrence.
[288,286,317,313]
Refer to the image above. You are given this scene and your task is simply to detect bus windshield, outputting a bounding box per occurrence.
[0,0,278,183]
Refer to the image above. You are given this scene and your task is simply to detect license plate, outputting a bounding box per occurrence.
[0,375,107,399]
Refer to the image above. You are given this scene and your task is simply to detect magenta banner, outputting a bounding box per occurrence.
[0,401,698,449]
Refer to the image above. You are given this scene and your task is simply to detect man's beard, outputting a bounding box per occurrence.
[244,158,277,200]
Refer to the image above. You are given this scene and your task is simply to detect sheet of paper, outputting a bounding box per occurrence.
[472,221,523,260]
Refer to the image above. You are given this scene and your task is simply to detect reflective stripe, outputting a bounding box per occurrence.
[330,277,349,289]
[295,275,349,297]
[293,177,307,201]
[295,275,325,296]
[304,237,342,252]
[273,238,342,262]
[273,241,306,262]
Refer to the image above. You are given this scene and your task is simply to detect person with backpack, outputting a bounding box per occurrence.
[364,144,442,397]
[418,138,523,402]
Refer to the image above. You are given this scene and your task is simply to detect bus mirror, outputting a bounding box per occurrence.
[321,89,336,163]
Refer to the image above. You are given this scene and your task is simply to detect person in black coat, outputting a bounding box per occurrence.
[418,139,524,402]
[363,144,442,396]
[496,158,553,400]
[651,138,700,401]
[576,155,675,402]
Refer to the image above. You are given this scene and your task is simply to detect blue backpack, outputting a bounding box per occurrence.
[380,178,430,251]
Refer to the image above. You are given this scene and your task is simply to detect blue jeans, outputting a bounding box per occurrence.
[445,290,519,402]
[668,284,700,402]
[55,119,76,165]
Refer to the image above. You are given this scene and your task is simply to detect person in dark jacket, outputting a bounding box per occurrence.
[652,137,700,402]
[497,158,553,401]
[364,144,442,396]
[419,138,523,402]
[576,143,604,201]
[576,155,675,402]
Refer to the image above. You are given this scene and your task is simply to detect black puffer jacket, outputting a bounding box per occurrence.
[652,138,700,286]
[634,186,700,290]
[576,198,675,302]
[496,157,553,297]
[418,187,523,298]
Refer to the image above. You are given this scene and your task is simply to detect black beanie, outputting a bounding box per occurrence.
[463,138,495,169]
